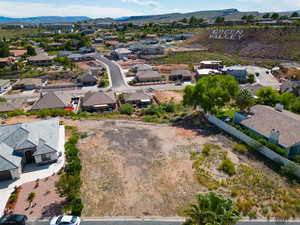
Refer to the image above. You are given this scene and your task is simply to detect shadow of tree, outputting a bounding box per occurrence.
[41,200,67,217]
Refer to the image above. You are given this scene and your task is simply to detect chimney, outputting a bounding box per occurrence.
[269,129,280,144]
[275,103,284,112]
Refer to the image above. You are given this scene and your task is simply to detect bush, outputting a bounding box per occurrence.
[120,104,134,115]
[70,198,84,216]
[27,192,35,202]
[219,158,236,176]
[233,144,248,154]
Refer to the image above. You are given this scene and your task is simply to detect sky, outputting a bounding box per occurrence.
[0,0,300,18]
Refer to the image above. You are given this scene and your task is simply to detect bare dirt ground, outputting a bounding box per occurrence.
[155,91,183,104]
[156,64,189,74]
[64,119,212,216]
[117,59,147,70]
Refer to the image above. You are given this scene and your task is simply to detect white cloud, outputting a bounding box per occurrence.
[121,0,159,7]
[0,1,139,18]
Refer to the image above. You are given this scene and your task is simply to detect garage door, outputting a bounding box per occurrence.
[0,170,12,181]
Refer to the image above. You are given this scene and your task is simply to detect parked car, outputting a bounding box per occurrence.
[50,215,81,225]
[0,214,28,225]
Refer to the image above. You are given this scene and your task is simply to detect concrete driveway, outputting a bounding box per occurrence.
[0,126,65,216]
[241,65,280,89]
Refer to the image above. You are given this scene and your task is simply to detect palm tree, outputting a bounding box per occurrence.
[183,192,241,225]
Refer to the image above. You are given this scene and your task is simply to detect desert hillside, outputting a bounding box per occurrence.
[185,27,300,61]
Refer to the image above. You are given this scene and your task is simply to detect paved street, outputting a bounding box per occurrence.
[27,219,300,225]
[94,54,128,90]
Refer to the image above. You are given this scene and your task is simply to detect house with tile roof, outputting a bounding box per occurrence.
[0,119,62,181]
[81,91,117,112]
[234,104,300,158]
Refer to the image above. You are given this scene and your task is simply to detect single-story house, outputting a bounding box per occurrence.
[196,68,221,78]
[123,91,153,107]
[140,46,164,55]
[13,78,42,90]
[0,99,23,113]
[0,57,15,67]
[28,55,53,66]
[81,91,117,112]
[280,80,300,96]
[170,70,192,81]
[136,70,162,82]
[111,48,132,59]
[58,51,73,57]
[234,104,300,157]
[199,60,223,70]
[30,92,77,111]
[77,70,98,85]
[0,79,11,93]
[131,64,153,73]
[223,66,248,82]
[0,119,62,181]
[79,46,96,54]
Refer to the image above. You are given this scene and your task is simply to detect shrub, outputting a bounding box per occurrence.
[70,198,84,216]
[27,192,35,203]
[219,158,236,176]
[120,104,134,115]
[280,165,298,180]
[202,144,211,156]
[233,144,248,154]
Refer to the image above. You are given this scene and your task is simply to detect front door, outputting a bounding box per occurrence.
[25,150,35,164]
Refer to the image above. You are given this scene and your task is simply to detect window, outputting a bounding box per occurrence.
[41,153,51,161]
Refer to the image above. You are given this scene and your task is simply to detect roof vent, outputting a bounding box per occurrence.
[275,103,284,112]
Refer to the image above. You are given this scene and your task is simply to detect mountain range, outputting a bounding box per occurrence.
[0,8,300,24]
[0,16,90,24]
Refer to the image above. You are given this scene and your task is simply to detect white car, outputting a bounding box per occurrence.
[50,215,81,225]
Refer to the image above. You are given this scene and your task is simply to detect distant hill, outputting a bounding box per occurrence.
[107,8,300,23]
[0,16,90,24]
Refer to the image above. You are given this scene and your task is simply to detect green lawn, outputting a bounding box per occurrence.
[153,52,243,66]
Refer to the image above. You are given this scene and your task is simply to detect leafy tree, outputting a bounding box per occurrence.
[279,92,295,109]
[256,87,279,106]
[235,89,254,112]
[0,41,10,58]
[181,18,188,23]
[291,12,299,17]
[26,45,36,56]
[263,13,270,18]
[189,16,198,26]
[215,16,225,24]
[271,13,279,20]
[183,192,241,225]
[120,104,134,115]
[289,97,300,113]
[54,56,71,67]
[184,75,239,113]
[279,15,288,20]
[183,85,197,108]
[248,73,255,83]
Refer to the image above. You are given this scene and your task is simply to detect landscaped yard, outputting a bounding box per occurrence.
[8,175,66,218]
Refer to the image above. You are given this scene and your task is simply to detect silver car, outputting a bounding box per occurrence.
[50,215,81,225]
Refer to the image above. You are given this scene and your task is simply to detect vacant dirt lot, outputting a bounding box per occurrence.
[155,91,183,104]
[64,119,214,216]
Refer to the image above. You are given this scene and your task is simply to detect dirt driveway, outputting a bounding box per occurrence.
[65,119,216,217]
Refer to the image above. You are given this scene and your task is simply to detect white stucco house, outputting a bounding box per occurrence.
[0,119,63,181]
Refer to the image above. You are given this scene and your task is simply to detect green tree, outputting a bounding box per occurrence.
[289,97,300,113]
[183,85,197,108]
[189,16,198,26]
[263,13,270,18]
[120,104,134,115]
[184,75,239,113]
[279,92,295,109]
[248,73,255,83]
[215,16,225,24]
[54,56,71,67]
[256,87,279,106]
[183,192,241,225]
[0,41,10,58]
[271,13,279,20]
[235,89,254,112]
[291,12,299,17]
[26,45,36,56]
[181,18,188,23]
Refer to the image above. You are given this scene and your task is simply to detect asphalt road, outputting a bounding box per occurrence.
[27,219,300,225]
[94,54,128,90]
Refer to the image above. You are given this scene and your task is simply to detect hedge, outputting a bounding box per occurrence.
[56,126,83,216]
